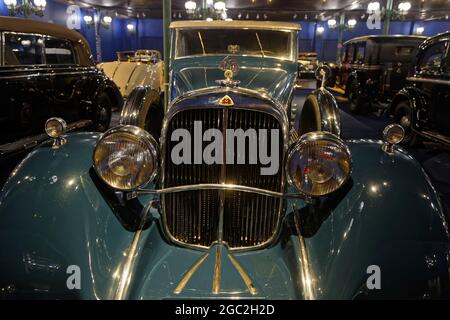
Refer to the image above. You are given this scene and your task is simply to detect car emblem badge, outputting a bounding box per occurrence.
[219,95,234,106]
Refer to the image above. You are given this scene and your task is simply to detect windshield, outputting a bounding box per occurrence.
[175,29,295,61]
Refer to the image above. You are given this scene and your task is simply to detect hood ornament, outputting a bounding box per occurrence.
[216,56,241,88]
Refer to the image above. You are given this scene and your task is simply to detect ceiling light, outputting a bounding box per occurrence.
[184,1,196,11]
[317,26,325,34]
[398,2,411,13]
[33,0,46,7]
[83,15,93,23]
[102,16,112,24]
[367,1,380,12]
[328,19,337,28]
[214,1,226,11]
[127,23,134,32]
[416,26,424,34]
[4,0,17,7]
[347,19,357,28]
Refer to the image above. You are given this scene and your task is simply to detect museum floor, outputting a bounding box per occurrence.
[2,88,450,221]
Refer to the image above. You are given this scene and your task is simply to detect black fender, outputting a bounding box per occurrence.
[389,87,429,130]
[345,71,359,97]
[120,86,164,141]
[97,77,123,111]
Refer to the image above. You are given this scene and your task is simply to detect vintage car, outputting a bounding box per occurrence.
[0,21,449,300]
[0,17,122,158]
[97,49,164,99]
[298,52,319,79]
[390,31,450,147]
[328,35,426,113]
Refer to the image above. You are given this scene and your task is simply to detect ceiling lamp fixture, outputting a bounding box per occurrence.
[214,1,226,12]
[347,19,357,28]
[127,23,135,33]
[367,1,380,12]
[102,15,112,28]
[316,25,325,35]
[83,15,93,27]
[3,0,46,17]
[327,18,337,29]
[184,1,197,14]
[415,26,424,35]
[398,2,411,15]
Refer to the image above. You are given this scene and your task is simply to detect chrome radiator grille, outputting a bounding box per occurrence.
[162,107,284,249]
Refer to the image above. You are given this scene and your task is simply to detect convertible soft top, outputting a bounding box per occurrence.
[0,16,93,65]
[0,16,88,43]
[170,20,301,31]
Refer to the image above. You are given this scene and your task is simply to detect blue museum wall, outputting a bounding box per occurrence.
[1,1,449,63]
[0,0,163,62]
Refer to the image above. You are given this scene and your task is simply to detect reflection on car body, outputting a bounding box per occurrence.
[327,35,426,113]
[390,31,450,147]
[0,20,449,300]
[0,16,122,158]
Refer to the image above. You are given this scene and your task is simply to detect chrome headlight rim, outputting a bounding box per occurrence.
[93,125,159,191]
[45,117,67,138]
[286,131,352,197]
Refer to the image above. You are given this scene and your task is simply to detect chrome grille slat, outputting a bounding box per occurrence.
[163,106,283,249]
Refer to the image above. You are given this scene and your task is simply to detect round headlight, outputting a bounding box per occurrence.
[45,117,67,138]
[93,125,159,191]
[286,131,352,197]
[383,124,405,145]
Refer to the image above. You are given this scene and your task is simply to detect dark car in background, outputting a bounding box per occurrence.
[297,51,319,79]
[0,17,122,158]
[329,35,426,113]
[390,31,450,147]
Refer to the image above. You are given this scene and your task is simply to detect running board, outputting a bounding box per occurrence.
[419,130,450,146]
[0,119,93,158]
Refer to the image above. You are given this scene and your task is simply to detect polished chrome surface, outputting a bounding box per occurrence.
[228,254,258,296]
[93,125,159,191]
[159,89,289,252]
[173,252,209,295]
[170,20,301,31]
[45,117,67,149]
[286,131,352,197]
[406,77,450,85]
[382,124,405,155]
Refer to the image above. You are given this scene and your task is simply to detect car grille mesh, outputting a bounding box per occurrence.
[163,107,283,249]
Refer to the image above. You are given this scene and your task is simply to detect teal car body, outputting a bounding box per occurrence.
[0,21,449,300]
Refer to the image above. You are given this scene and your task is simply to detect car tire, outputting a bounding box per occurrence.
[393,100,419,147]
[347,80,364,113]
[92,92,112,132]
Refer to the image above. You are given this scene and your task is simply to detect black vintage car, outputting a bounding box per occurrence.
[0,17,122,156]
[390,31,450,146]
[329,35,426,113]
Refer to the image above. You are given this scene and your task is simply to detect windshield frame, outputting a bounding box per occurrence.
[173,27,298,62]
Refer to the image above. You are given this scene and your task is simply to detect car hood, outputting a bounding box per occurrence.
[171,55,298,106]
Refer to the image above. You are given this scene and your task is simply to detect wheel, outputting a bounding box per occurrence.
[347,80,364,113]
[92,92,112,132]
[393,100,419,146]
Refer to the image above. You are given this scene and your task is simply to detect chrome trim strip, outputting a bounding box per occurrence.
[294,212,316,300]
[228,254,258,295]
[173,252,210,295]
[170,20,301,31]
[135,183,304,199]
[212,245,222,294]
[159,87,290,252]
[407,77,450,85]
[113,229,142,300]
